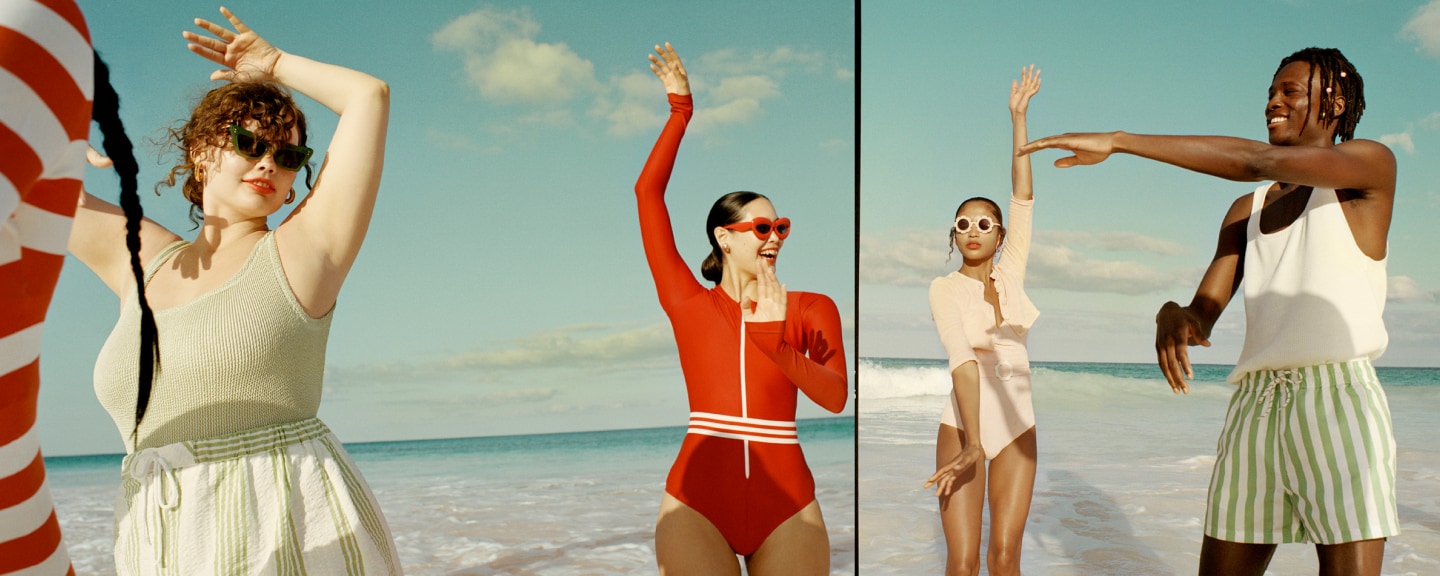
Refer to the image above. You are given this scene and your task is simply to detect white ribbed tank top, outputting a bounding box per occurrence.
[1228,183,1387,383]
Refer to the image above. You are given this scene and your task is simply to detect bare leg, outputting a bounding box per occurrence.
[656,493,742,576]
[1198,536,1276,576]
[984,427,1037,576]
[745,500,829,576]
[1315,538,1384,576]
[938,423,986,576]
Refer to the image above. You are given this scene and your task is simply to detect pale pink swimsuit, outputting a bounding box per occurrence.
[928,197,1039,459]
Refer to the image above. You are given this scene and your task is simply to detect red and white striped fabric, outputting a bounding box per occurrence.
[0,0,91,574]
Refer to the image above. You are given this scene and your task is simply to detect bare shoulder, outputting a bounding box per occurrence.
[1224,192,1254,223]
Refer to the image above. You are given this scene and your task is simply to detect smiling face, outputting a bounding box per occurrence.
[1266,61,1342,147]
[194,120,302,222]
[716,197,785,278]
[164,83,311,226]
[952,199,1004,264]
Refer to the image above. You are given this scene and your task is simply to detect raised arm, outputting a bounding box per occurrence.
[998,67,1039,279]
[1155,193,1250,393]
[1009,65,1039,202]
[69,147,182,298]
[69,189,181,298]
[635,43,704,312]
[184,7,389,314]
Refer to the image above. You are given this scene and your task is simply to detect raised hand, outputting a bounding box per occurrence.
[1155,301,1210,394]
[648,42,690,96]
[1018,131,1118,168]
[1009,64,1041,116]
[183,7,283,83]
[742,258,787,323]
[924,443,982,497]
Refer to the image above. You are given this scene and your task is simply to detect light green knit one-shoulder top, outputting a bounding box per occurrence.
[94,231,333,452]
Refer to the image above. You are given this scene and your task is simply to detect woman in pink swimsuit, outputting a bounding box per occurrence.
[924,66,1042,576]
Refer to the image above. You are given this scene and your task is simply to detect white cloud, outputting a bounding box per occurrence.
[695,46,827,78]
[860,227,1197,294]
[432,6,599,104]
[859,229,953,287]
[592,71,664,137]
[1388,275,1437,302]
[1379,130,1416,155]
[709,75,781,103]
[836,69,855,81]
[438,322,676,371]
[697,98,765,128]
[1421,112,1440,131]
[1026,244,1198,295]
[326,322,684,392]
[1036,230,1188,256]
[1401,0,1440,58]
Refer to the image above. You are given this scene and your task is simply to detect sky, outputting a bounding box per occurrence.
[41,0,855,456]
[861,0,1440,369]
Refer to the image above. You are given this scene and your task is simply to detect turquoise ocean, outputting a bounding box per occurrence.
[859,358,1440,576]
[47,417,854,575]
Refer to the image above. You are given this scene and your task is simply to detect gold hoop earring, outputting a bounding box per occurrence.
[285,188,296,204]
[195,168,205,183]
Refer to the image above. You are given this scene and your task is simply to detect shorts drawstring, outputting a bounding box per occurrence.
[127,448,180,568]
[1257,368,1300,420]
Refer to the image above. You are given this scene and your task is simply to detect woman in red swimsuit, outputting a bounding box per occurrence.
[635,43,849,575]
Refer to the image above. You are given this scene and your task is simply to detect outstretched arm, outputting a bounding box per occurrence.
[1017,131,1394,195]
[184,7,389,315]
[635,43,704,312]
[1155,194,1250,393]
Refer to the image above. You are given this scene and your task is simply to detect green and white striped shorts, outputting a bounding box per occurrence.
[1205,359,1399,545]
[114,418,401,576]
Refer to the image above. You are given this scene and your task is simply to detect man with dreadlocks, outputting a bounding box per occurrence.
[1019,47,1396,576]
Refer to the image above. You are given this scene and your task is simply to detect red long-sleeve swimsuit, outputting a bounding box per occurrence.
[635,94,848,556]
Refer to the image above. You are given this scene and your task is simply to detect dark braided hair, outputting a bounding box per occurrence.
[1276,47,1365,143]
[701,191,767,284]
[945,196,1004,262]
[91,53,159,449]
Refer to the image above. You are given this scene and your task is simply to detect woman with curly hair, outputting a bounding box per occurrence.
[69,8,398,574]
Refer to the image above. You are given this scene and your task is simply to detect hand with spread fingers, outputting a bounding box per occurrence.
[1009,64,1041,116]
[924,443,983,497]
[743,259,787,323]
[649,42,689,96]
[183,6,283,83]
[1155,300,1211,394]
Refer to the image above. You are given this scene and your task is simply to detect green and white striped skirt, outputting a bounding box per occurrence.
[114,418,401,576]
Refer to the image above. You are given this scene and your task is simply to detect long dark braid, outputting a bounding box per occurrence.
[91,53,158,449]
[1277,47,1365,143]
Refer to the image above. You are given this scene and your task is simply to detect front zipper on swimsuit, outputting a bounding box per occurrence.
[740,319,749,478]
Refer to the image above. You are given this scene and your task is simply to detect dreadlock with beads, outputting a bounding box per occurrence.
[1276,47,1365,143]
[90,53,159,450]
